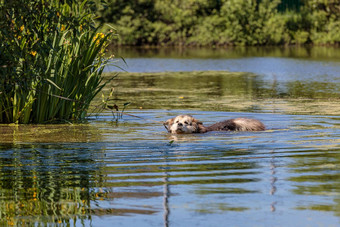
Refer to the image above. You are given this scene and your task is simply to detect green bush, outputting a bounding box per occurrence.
[0,0,116,123]
[97,0,340,46]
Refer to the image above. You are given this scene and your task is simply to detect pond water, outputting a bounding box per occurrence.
[1,46,340,226]
[109,46,340,81]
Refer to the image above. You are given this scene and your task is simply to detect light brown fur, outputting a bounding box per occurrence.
[164,115,265,134]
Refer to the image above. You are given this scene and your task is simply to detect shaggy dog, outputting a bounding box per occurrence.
[164,115,265,134]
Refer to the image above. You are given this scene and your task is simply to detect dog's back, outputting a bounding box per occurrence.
[205,118,265,132]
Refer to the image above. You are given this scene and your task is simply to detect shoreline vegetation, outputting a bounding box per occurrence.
[0,0,117,124]
[98,0,340,47]
[1,0,339,123]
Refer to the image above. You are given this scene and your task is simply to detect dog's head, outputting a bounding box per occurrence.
[164,115,206,134]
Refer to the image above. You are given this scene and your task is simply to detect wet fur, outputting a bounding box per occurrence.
[164,115,265,134]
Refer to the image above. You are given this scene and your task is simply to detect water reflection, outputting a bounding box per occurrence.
[0,110,339,226]
[0,143,102,226]
[0,141,262,226]
[1,45,340,225]
[288,146,340,217]
[107,46,340,87]
[102,71,340,115]
[110,46,340,61]
[108,58,340,83]
[0,124,103,143]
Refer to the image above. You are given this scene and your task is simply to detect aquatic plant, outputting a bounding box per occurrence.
[0,0,116,123]
[99,88,131,120]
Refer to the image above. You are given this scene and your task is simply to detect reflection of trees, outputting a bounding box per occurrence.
[188,148,262,213]
[106,71,339,115]
[288,147,340,217]
[110,45,340,60]
[285,81,340,99]
[162,153,170,227]
[0,124,103,143]
[3,136,339,225]
[0,143,101,226]
[270,150,277,212]
[109,71,270,110]
[0,136,284,225]
[0,141,171,226]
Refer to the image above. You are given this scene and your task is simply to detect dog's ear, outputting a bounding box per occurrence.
[163,118,175,132]
[192,118,207,133]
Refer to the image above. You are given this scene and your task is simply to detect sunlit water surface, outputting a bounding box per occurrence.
[1,110,339,226]
[1,46,340,226]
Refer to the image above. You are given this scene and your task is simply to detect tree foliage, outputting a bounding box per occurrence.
[97,0,340,46]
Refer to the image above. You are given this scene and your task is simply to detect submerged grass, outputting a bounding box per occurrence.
[0,0,117,123]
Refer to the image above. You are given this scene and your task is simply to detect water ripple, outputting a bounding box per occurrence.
[0,110,339,226]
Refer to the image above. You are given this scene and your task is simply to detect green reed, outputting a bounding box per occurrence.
[0,0,116,123]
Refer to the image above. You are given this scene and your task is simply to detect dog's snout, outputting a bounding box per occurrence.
[178,123,183,126]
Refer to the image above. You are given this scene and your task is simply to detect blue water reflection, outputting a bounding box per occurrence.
[108,57,340,83]
[2,46,340,226]
[1,110,339,226]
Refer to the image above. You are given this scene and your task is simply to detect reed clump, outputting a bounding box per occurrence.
[0,0,116,123]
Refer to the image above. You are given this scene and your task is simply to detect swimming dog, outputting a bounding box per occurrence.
[164,115,265,134]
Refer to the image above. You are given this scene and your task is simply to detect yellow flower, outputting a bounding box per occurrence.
[79,25,83,31]
[7,220,14,226]
[93,33,105,45]
[17,36,22,40]
[57,12,60,17]
[60,24,66,31]
[20,25,24,32]
[30,51,37,57]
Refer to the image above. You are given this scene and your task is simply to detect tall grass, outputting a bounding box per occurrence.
[0,0,116,123]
